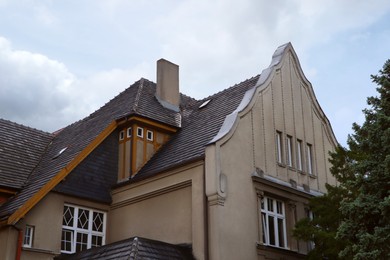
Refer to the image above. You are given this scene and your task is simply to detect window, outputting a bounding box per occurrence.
[61,205,106,254]
[127,127,132,138]
[305,208,315,251]
[119,130,124,141]
[137,127,144,138]
[147,130,153,141]
[276,131,283,164]
[286,135,293,167]
[23,225,34,248]
[297,140,303,171]
[261,197,287,248]
[307,144,313,174]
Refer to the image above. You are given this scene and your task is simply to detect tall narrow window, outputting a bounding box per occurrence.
[297,140,303,171]
[137,127,144,138]
[127,127,132,138]
[307,143,313,174]
[261,196,287,248]
[23,225,34,248]
[61,204,106,254]
[286,135,293,167]
[147,130,154,141]
[276,131,283,164]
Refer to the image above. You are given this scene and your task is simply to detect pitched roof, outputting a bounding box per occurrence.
[54,237,194,260]
[0,119,52,190]
[0,79,195,221]
[131,75,260,181]
[0,47,265,223]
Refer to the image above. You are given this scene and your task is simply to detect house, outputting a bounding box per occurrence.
[0,43,338,260]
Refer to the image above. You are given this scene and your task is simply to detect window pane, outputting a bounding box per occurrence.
[23,226,33,247]
[261,212,267,244]
[76,233,88,252]
[93,212,104,232]
[276,201,283,214]
[77,209,89,230]
[268,216,275,245]
[297,140,303,171]
[61,229,73,252]
[63,206,74,227]
[91,235,103,248]
[307,144,313,174]
[276,132,283,163]
[286,136,293,167]
[277,218,285,247]
[267,198,273,212]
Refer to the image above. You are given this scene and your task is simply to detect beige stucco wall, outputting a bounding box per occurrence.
[12,192,109,260]
[206,49,337,260]
[109,161,206,260]
[0,225,19,260]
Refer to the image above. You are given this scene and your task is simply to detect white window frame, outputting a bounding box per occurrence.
[307,143,313,175]
[260,196,287,249]
[61,204,106,254]
[276,131,283,164]
[23,225,34,248]
[137,127,144,138]
[146,130,153,141]
[127,127,132,138]
[286,135,293,167]
[119,130,124,141]
[305,208,315,250]
[297,139,303,171]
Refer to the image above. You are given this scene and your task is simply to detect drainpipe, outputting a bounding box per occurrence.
[10,225,23,260]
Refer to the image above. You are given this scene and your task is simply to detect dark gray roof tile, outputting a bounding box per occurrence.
[0,119,52,189]
[54,236,194,260]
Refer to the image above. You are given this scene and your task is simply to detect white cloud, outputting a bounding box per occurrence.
[151,0,390,99]
[0,37,152,132]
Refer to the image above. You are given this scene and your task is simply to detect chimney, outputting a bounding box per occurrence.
[156,59,180,112]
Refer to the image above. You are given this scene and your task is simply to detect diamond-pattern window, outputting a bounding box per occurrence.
[93,212,103,232]
[63,206,74,226]
[61,204,105,254]
[77,209,89,230]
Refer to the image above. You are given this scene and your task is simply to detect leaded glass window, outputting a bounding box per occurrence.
[61,204,106,254]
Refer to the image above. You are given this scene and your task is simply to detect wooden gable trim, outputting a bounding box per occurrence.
[118,115,178,133]
[5,121,118,225]
[0,188,17,195]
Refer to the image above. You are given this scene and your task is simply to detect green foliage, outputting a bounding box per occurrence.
[335,59,390,259]
[293,184,349,259]
[294,60,390,259]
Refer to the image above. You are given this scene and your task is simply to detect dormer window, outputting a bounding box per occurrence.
[147,130,153,141]
[117,120,177,182]
[119,130,125,141]
[127,127,132,138]
[137,127,144,138]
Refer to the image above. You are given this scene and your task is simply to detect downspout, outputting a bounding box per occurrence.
[15,228,23,260]
[11,225,23,260]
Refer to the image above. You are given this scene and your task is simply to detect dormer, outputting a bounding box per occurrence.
[117,59,181,182]
[117,116,177,181]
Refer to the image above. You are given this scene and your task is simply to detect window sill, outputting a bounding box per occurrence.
[308,174,317,179]
[277,162,286,168]
[256,242,305,257]
[22,246,55,255]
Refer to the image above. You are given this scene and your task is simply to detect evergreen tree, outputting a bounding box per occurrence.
[293,183,349,259]
[335,59,390,259]
[294,60,390,259]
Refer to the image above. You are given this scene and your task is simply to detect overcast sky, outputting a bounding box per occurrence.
[0,0,389,146]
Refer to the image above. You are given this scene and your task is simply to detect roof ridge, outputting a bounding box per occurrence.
[199,74,260,102]
[129,236,140,259]
[132,78,145,113]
